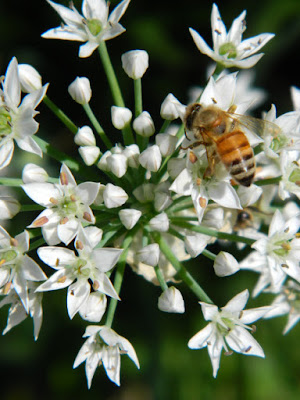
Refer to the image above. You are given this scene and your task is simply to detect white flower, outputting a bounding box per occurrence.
[119,209,142,230]
[189,3,274,69]
[0,228,47,312]
[137,243,160,267]
[184,233,210,258]
[75,126,96,146]
[139,145,162,172]
[103,183,128,208]
[111,106,132,129]
[160,93,186,120]
[79,291,107,322]
[22,164,100,245]
[106,153,128,177]
[0,196,21,219]
[213,251,240,277]
[73,325,139,387]
[78,145,100,166]
[149,212,169,232]
[121,50,149,79]
[0,282,43,340]
[158,286,185,313]
[278,151,300,200]
[241,209,300,295]
[133,183,155,203]
[133,111,155,137]
[0,57,48,169]
[42,0,131,58]
[123,144,140,168]
[68,77,92,104]
[188,289,269,377]
[18,64,42,93]
[22,163,48,183]
[170,151,242,223]
[37,227,122,319]
[155,133,178,157]
[264,280,300,334]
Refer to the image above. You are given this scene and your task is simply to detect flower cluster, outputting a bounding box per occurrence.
[0,0,299,388]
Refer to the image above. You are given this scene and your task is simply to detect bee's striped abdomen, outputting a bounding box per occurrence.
[215,131,255,187]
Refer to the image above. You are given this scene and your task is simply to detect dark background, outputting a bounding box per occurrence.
[0,1,300,399]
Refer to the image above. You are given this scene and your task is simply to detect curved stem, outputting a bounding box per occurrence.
[82,103,112,148]
[154,265,168,291]
[156,234,213,304]
[43,95,78,134]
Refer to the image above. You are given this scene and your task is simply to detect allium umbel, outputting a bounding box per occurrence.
[1,0,299,391]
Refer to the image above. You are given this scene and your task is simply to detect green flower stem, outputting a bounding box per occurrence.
[155,233,214,304]
[255,176,282,186]
[98,42,135,146]
[212,63,225,80]
[43,95,78,134]
[34,137,99,180]
[160,120,171,134]
[105,231,135,328]
[134,78,143,117]
[171,219,255,246]
[154,265,168,292]
[202,249,217,261]
[20,205,44,212]
[29,237,46,252]
[0,177,23,186]
[98,42,125,107]
[82,103,112,149]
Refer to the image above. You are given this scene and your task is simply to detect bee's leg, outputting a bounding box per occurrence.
[184,130,191,141]
[181,140,205,150]
[203,146,217,178]
[227,105,237,113]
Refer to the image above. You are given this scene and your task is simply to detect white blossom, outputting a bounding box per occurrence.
[160,93,186,120]
[22,163,48,183]
[18,64,42,93]
[149,212,169,232]
[119,208,142,230]
[137,243,160,267]
[0,196,21,219]
[133,111,155,137]
[213,251,240,277]
[189,3,274,69]
[158,286,185,313]
[121,50,149,79]
[75,126,96,146]
[68,77,92,104]
[22,164,99,245]
[73,325,139,387]
[188,290,269,377]
[78,145,100,166]
[42,0,131,58]
[139,145,162,172]
[111,106,132,129]
[103,183,128,208]
[0,58,48,169]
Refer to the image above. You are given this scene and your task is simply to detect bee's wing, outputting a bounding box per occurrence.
[226,112,281,138]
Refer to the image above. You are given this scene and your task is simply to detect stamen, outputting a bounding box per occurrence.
[10,238,18,247]
[224,350,233,356]
[199,197,207,208]
[93,280,100,290]
[83,212,92,222]
[0,259,6,266]
[3,281,11,294]
[33,216,49,227]
[60,217,69,225]
[55,258,60,267]
[76,240,84,250]
[58,275,67,283]
[60,171,68,186]
[49,197,58,205]
[244,346,252,353]
[189,151,198,164]
[70,194,77,202]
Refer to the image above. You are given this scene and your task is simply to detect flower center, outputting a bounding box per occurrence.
[86,19,103,36]
[273,239,291,257]
[0,106,12,139]
[270,133,289,153]
[217,317,236,335]
[219,42,237,59]
[288,167,300,185]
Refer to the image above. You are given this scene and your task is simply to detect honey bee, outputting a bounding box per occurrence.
[183,103,280,187]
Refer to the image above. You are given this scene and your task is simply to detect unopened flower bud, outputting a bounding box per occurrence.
[149,212,169,232]
[158,287,185,313]
[133,183,155,203]
[106,154,128,178]
[155,133,178,157]
[160,93,185,120]
[121,50,149,79]
[119,209,142,230]
[97,150,112,171]
[0,197,21,219]
[139,145,162,172]
[103,183,128,208]
[167,158,186,179]
[18,64,42,93]
[111,106,132,129]
[154,191,172,212]
[93,184,106,206]
[137,243,160,266]
[185,233,209,258]
[133,111,155,137]
[78,146,100,166]
[123,144,140,168]
[68,77,92,104]
[75,126,96,146]
[22,163,48,183]
[213,251,240,277]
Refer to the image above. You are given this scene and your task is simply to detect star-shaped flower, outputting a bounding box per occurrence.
[73,325,139,387]
[22,163,100,245]
[0,57,48,169]
[0,227,47,312]
[42,0,131,58]
[188,289,269,377]
[189,3,274,69]
[36,226,122,319]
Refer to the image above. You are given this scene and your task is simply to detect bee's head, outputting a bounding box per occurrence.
[184,103,202,131]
